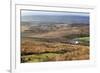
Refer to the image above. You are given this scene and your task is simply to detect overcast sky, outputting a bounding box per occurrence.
[21,10,89,16]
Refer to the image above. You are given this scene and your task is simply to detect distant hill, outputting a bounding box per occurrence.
[21,15,89,24]
[69,23,89,27]
[21,21,89,39]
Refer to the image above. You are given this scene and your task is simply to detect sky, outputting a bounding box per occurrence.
[21,10,89,24]
[21,10,89,16]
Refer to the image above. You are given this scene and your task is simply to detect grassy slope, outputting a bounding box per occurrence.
[21,25,89,63]
[21,39,89,63]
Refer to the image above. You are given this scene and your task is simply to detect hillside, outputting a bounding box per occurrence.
[21,22,89,63]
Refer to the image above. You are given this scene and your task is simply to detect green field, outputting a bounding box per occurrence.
[74,37,89,46]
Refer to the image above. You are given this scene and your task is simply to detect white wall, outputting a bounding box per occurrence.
[0,0,99,73]
[15,0,97,6]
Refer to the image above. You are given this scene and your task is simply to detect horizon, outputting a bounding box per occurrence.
[21,10,89,24]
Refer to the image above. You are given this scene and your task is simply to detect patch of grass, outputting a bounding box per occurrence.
[63,34,89,39]
[75,37,89,46]
[77,37,89,42]
[21,53,62,62]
